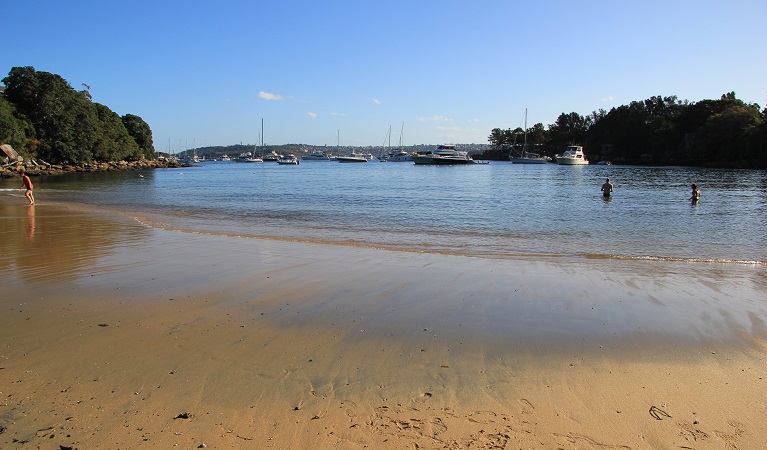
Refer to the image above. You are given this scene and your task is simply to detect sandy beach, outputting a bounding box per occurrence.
[1,198,766,449]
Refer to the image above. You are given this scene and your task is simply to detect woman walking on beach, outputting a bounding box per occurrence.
[20,170,34,205]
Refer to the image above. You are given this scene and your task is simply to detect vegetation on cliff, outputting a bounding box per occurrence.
[1,67,155,165]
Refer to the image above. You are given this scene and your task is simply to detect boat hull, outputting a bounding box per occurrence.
[510,157,547,164]
[412,155,475,165]
[555,157,588,165]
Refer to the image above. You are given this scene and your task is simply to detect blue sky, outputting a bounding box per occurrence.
[3,1,765,150]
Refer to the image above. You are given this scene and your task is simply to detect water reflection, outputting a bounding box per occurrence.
[26,205,35,241]
[0,203,149,283]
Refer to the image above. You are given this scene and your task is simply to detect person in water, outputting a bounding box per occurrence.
[690,183,701,202]
[601,178,613,197]
[20,170,35,205]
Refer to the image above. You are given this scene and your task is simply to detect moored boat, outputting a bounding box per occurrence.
[555,146,589,165]
[412,145,475,165]
[302,150,333,160]
[509,109,547,164]
[337,152,369,163]
[277,154,300,165]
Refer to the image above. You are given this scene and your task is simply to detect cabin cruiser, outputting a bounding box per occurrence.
[336,152,369,163]
[277,154,300,165]
[302,150,333,160]
[379,150,413,162]
[555,146,589,165]
[412,145,475,165]
[262,150,280,162]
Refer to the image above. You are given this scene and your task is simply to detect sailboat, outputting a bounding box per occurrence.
[236,120,264,162]
[379,123,412,162]
[509,109,547,164]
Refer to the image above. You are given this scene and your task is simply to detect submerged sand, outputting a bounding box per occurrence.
[1,199,766,449]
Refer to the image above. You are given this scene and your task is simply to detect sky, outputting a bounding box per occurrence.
[3,0,765,150]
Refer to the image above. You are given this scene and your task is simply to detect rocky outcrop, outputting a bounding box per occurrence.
[0,159,191,178]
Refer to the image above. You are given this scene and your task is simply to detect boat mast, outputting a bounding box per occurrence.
[523,108,528,157]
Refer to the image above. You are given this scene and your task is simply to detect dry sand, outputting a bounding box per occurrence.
[1,199,766,449]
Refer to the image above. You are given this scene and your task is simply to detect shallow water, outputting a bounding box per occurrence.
[3,161,766,263]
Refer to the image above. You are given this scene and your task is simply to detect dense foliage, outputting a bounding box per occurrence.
[0,66,155,164]
[488,94,767,168]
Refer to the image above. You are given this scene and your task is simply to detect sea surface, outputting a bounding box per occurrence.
[3,160,766,264]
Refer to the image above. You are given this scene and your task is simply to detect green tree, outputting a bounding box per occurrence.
[0,96,35,156]
[547,112,590,148]
[93,103,141,161]
[122,113,155,159]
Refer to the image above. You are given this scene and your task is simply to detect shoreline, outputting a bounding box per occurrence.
[0,158,190,179]
[1,198,766,448]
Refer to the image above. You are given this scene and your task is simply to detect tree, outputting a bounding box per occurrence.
[122,113,155,159]
[2,66,156,164]
[0,96,35,156]
[547,112,590,148]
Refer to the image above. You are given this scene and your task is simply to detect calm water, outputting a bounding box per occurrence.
[5,161,767,264]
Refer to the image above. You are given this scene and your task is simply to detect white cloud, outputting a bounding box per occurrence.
[372,98,381,105]
[330,112,346,116]
[418,115,453,122]
[307,112,317,118]
[601,96,614,102]
[259,91,284,101]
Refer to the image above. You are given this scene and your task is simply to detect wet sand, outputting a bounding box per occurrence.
[1,198,766,449]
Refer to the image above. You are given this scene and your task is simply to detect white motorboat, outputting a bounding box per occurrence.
[302,150,333,160]
[555,146,589,165]
[262,150,280,162]
[337,152,369,163]
[380,150,413,162]
[277,154,300,165]
[412,145,475,165]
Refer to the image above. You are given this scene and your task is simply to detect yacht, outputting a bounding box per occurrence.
[412,145,475,165]
[555,146,589,165]
[234,152,263,163]
[277,154,300,165]
[379,150,413,162]
[336,152,369,163]
[262,150,280,162]
[302,150,333,161]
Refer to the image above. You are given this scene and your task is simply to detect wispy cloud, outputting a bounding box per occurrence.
[259,91,284,101]
[372,98,381,105]
[307,112,317,118]
[330,112,346,116]
[418,116,453,122]
[601,95,614,102]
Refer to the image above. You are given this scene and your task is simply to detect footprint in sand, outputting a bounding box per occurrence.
[714,420,744,450]
[412,392,432,404]
[518,398,534,414]
[677,421,709,442]
[468,410,498,424]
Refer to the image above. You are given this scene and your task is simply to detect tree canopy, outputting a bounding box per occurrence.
[488,93,767,168]
[0,66,155,164]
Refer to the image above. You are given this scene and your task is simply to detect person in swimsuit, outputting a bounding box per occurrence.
[20,170,35,205]
[601,178,613,197]
[690,183,700,203]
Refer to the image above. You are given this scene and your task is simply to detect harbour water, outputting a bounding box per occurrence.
[3,160,766,264]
